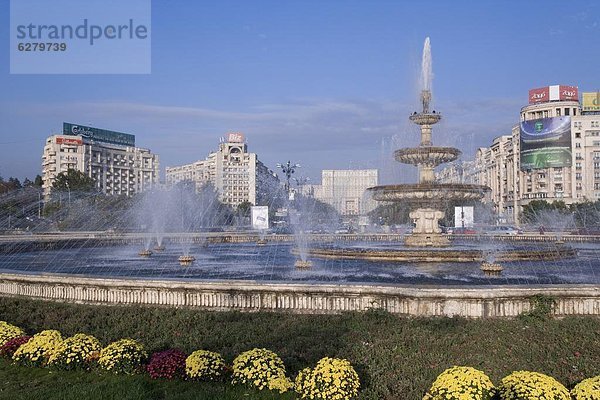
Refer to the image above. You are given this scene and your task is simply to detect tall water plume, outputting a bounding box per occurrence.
[420,37,433,92]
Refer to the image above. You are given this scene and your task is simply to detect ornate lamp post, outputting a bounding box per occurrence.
[276,161,301,196]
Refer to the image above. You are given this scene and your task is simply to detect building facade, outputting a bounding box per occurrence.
[437,86,600,223]
[41,123,159,198]
[303,169,378,216]
[165,133,280,207]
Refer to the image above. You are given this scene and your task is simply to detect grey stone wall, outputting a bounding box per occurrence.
[1,273,599,318]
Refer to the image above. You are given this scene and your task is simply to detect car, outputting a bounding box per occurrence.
[485,226,522,235]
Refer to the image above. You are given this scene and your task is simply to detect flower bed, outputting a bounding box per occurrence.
[12,329,62,367]
[499,371,570,400]
[185,349,227,381]
[295,357,360,400]
[571,375,600,400]
[231,348,293,393]
[98,338,147,374]
[0,335,31,358]
[146,348,186,380]
[0,321,25,347]
[422,366,496,400]
[48,333,101,370]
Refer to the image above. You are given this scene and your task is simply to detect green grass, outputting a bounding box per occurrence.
[1,297,600,399]
[0,358,293,400]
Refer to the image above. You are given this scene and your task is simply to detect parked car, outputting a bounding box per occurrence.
[485,226,522,235]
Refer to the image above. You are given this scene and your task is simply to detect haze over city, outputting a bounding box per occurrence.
[1,0,598,183]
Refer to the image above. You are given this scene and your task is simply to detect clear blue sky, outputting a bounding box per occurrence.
[1,0,598,184]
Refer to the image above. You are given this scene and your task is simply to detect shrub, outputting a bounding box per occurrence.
[0,335,32,358]
[295,357,360,399]
[422,366,496,400]
[146,349,187,380]
[572,375,600,400]
[48,333,101,370]
[185,350,227,381]
[12,330,63,367]
[499,371,570,400]
[231,348,293,393]
[98,339,147,374]
[0,321,25,347]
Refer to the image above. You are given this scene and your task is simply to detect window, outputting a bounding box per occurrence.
[565,108,570,116]
[556,108,561,116]
[576,142,581,148]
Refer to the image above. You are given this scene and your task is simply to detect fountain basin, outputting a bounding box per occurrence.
[409,113,441,125]
[368,183,489,206]
[293,246,576,263]
[394,147,460,167]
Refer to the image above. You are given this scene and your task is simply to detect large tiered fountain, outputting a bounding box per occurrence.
[368,38,489,247]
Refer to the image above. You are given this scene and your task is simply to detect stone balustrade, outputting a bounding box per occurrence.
[1,273,599,318]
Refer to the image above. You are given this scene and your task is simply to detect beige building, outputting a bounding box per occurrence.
[165,133,279,207]
[303,169,378,216]
[41,124,159,198]
[437,86,600,223]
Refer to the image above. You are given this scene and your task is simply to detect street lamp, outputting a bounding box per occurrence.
[276,161,301,195]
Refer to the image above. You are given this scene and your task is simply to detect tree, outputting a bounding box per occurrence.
[34,175,43,187]
[237,201,253,217]
[52,169,96,193]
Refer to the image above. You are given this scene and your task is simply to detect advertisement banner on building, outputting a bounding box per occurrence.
[226,132,245,143]
[529,85,578,104]
[529,87,549,104]
[583,92,600,112]
[520,116,572,170]
[251,206,269,230]
[454,206,474,228]
[56,136,82,145]
[63,122,135,147]
[558,85,578,101]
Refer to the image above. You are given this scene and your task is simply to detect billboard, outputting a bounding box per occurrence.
[63,122,135,147]
[454,206,474,228]
[529,87,549,104]
[583,92,600,112]
[520,116,572,170]
[557,85,578,101]
[226,132,245,143]
[529,85,578,104]
[56,136,82,146]
[251,206,269,230]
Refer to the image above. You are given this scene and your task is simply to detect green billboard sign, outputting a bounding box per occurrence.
[63,122,135,147]
[520,117,572,170]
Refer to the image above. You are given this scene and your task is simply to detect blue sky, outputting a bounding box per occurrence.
[1,0,599,184]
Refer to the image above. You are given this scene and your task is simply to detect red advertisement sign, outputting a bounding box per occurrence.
[529,87,549,104]
[226,132,245,143]
[56,136,82,145]
[559,85,578,101]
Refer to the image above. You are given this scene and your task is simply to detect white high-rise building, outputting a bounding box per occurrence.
[304,169,378,216]
[41,123,159,198]
[437,86,600,223]
[165,133,280,207]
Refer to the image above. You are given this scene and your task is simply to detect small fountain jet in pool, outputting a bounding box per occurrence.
[368,37,489,247]
[178,255,196,266]
[139,249,152,258]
